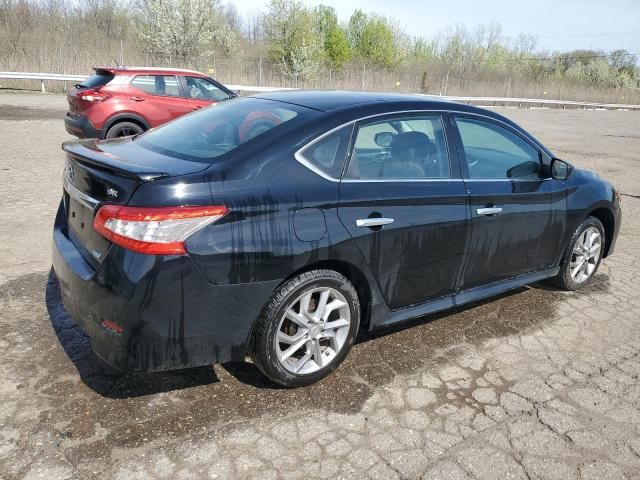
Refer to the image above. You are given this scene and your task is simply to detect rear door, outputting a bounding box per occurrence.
[451,114,561,289]
[181,76,234,111]
[123,74,191,126]
[337,112,469,312]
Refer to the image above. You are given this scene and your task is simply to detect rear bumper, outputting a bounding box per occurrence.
[64,114,104,139]
[51,201,279,372]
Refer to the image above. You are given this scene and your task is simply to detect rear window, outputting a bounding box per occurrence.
[78,71,114,89]
[136,97,313,162]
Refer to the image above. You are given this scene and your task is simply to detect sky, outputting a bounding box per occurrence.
[236,0,640,54]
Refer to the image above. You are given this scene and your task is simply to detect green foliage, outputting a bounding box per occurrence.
[414,23,639,91]
[412,37,437,62]
[347,9,367,51]
[347,10,404,69]
[0,1,637,93]
[310,4,350,70]
[313,4,338,38]
[358,16,396,68]
[324,25,350,70]
[264,0,323,80]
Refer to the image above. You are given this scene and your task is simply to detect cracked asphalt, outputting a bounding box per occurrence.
[1,92,640,479]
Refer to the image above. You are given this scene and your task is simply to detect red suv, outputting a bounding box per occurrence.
[65,67,236,139]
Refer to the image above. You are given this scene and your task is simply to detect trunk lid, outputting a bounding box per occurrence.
[61,137,211,267]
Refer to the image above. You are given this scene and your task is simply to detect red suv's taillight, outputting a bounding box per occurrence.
[80,89,111,102]
[93,205,229,255]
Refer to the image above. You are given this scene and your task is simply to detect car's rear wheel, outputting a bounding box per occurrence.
[251,270,360,387]
[105,121,145,139]
[549,216,605,290]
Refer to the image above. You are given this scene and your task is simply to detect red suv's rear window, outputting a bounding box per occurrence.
[77,70,114,89]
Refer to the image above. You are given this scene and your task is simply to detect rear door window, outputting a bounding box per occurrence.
[346,114,450,179]
[131,75,181,97]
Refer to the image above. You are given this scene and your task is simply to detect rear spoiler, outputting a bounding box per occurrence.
[62,140,168,182]
[93,67,119,75]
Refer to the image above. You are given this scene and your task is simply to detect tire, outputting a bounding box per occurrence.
[250,270,360,388]
[549,216,605,291]
[105,121,145,139]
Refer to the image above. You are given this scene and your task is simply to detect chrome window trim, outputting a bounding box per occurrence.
[294,108,547,183]
[63,176,100,210]
[341,178,461,183]
[294,122,356,183]
[344,112,452,182]
[463,177,552,183]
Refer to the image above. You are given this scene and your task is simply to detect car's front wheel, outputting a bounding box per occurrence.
[251,270,360,387]
[550,216,605,290]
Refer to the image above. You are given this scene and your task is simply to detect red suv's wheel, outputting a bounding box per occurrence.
[105,121,145,139]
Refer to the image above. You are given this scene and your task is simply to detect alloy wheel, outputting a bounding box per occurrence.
[114,125,140,137]
[274,287,351,374]
[570,226,602,283]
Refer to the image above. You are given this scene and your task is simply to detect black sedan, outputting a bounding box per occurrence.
[52,91,621,387]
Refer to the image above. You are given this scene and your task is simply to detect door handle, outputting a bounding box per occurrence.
[130,96,145,102]
[477,207,503,216]
[191,106,203,110]
[356,217,395,228]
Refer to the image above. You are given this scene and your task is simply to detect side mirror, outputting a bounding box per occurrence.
[374,131,395,148]
[551,158,573,180]
[506,161,540,178]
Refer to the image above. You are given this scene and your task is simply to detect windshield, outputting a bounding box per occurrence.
[136,97,311,163]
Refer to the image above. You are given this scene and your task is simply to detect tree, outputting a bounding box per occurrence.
[347,10,404,69]
[412,37,437,62]
[609,49,637,76]
[311,4,350,70]
[358,17,396,68]
[137,0,236,60]
[264,0,322,80]
[324,25,350,70]
[313,4,337,38]
[82,0,129,40]
[0,0,33,54]
[347,9,367,51]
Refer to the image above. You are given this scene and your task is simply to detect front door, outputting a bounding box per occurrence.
[337,113,469,310]
[451,114,562,289]
[182,76,233,111]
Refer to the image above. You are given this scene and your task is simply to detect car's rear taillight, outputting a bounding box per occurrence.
[80,89,111,102]
[93,205,229,255]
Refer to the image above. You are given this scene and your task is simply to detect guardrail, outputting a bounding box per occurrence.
[432,95,640,111]
[0,71,85,92]
[1,71,639,110]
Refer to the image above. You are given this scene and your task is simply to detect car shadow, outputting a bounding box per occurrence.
[46,267,611,396]
[46,269,220,399]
